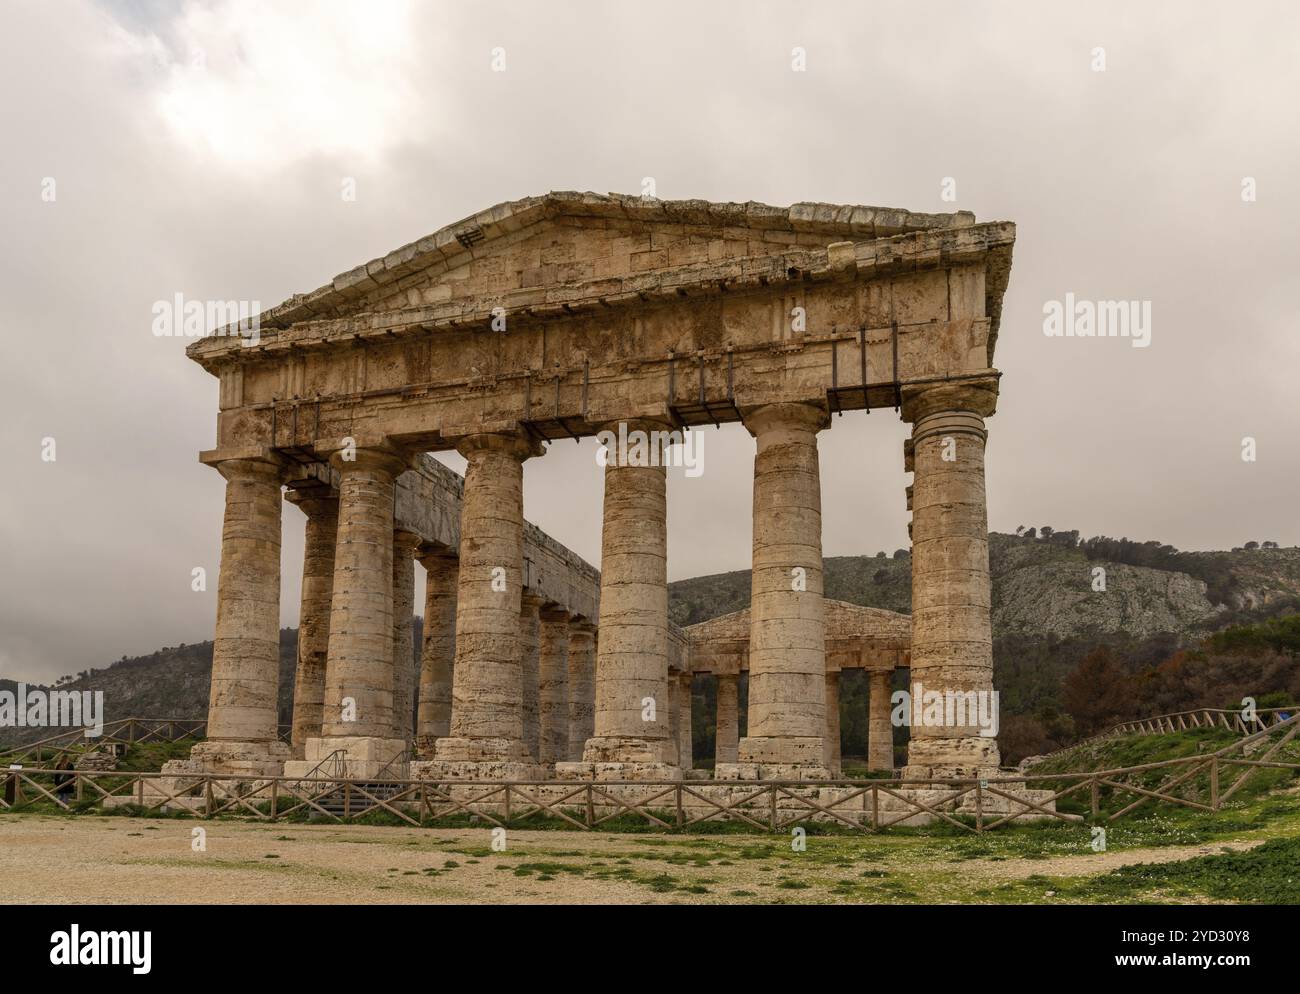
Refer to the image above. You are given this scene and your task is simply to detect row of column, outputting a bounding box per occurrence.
[202,378,999,779]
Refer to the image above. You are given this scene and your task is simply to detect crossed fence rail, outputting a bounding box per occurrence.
[4,712,1296,834]
[0,716,293,766]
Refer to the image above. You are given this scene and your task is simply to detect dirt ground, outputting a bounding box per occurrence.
[0,814,1266,904]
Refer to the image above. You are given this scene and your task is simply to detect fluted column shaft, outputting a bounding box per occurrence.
[519,594,542,761]
[289,493,338,748]
[715,674,739,765]
[677,673,694,771]
[824,671,841,775]
[435,433,540,764]
[566,623,596,761]
[321,448,406,739]
[538,608,570,766]
[391,529,420,745]
[738,402,829,771]
[207,457,284,744]
[903,381,1000,775]
[584,422,675,766]
[867,669,894,772]
[416,550,457,757]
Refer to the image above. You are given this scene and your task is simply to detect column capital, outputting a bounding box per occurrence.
[416,544,457,570]
[900,376,999,425]
[209,453,286,485]
[326,443,410,477]
[740,401,830,439]
[393,528,421,552]
[539,605,571,623]
[285,489,338,520]
[456,431,544,462]
[520,591,545,611]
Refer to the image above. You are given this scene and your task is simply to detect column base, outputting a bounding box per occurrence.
[554,761,682,782]
[714,762,834,781]
[737,735,827,768]
[410,759,549,781]
[580,735,677,766]
[281,736,408,780]
[430,735,536,764]
[161,738,293,779]
[904,735,1002,779]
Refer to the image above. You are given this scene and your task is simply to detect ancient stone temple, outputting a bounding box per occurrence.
[174,191,1017,789]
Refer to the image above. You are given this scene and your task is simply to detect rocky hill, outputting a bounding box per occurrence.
[4,533,1298,752]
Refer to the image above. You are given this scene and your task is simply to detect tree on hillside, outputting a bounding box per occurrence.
[1061,647,1131,734]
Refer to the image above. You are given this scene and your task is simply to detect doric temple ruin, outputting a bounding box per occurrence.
[172,191,1034,815]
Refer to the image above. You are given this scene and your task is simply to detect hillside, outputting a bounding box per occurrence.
[3,532,1298,757]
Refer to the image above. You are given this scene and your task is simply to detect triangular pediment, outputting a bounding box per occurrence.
[256,192,976,331]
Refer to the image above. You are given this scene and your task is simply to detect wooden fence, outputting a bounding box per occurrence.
[0,716,293,766]
[4,712,1295,834]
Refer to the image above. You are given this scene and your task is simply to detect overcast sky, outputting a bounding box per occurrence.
[1,0,1297,684]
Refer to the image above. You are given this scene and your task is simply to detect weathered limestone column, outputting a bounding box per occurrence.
[677,672,694,771]
[518,593,543,762]
[178,455,292,775]
[867,669,894,772]
[715,674,739,765]
[391,529,420,746]
[902,380,1000,777]
[423,433,544,778]
[278,446,413,780]
[565,622,596,762]
[537,607,571,768]
[287,491,337,751]
[415,548,457,758]
[824,670,841,775]
[317,447,407,742]
[732,402,830,778]
[572,421,678,778]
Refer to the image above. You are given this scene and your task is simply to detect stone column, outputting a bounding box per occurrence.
[734,402,830,777]
[312,446,409,777]
[415,549,457,758]
[677,673,694,771]
[185,455,291,775]
[519,593,542,762]
[565,622,596,762]
[715,674,739,765]
[426,433,543,778]
[824,670,841,775]
[902,380,1000,777]
[288,492,337,750]
[867,669,894,772]
[576,420,677,777]
[537,607,570,768]
[391,529,420,747]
